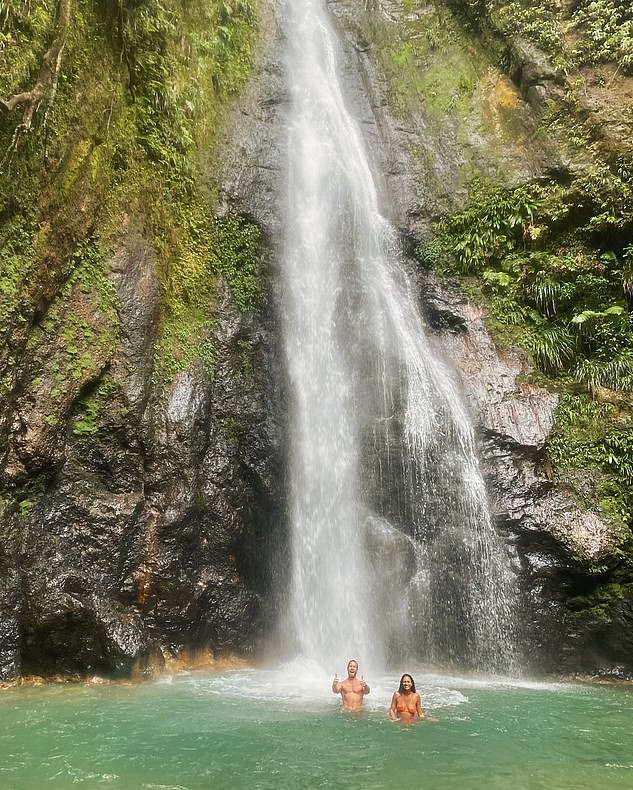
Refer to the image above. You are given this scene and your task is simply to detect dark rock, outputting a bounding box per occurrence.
[506,36,566,111]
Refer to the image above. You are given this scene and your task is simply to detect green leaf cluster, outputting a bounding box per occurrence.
[572,0,633,74]
[455,0,633,74]
[491,2,564,60]
[419,165,633,392]
[214,216,260,313]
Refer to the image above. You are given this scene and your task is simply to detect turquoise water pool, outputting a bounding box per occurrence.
[1,667,632,789]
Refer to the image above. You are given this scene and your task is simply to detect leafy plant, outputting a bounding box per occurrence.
[214,216,260,312]
[526,325,575,374]
[571,0,633,73]
[419,168,633,392]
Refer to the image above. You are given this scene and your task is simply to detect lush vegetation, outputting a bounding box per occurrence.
[419,161,633,517]
[452,0,633,74]
[0,0,260,413]
[423,163,633,385]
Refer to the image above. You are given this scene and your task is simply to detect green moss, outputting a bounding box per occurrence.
[370,4,482,121]
[1,0,261,405]
[150,209,260,386]
[20,237,120,419]
[153,310,214,384]
[116,0,257,186]
[72,376,120,436]
[0,213,37,330]
[568,583,626,623]
[214,216,261,313]
[0,1,55,98]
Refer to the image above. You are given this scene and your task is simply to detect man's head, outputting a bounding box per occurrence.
[347,659,359,678]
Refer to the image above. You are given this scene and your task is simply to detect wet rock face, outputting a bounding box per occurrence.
[417,261,625,675]
[139,286,286,661]
[0,243,283,683]
[0,11,286,679]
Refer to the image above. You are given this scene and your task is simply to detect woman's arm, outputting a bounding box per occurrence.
[416,694,425,719]
[389,692,398,720]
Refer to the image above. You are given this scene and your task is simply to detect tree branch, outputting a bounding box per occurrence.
[0,0,72,130]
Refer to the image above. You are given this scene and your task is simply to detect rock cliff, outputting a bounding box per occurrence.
[1,0,631,681]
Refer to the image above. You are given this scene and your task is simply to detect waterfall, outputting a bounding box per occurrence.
[279,0,519,674]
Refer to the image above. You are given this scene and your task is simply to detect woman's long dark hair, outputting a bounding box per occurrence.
[398,674,416,693]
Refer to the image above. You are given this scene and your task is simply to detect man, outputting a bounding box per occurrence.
[331,659,370,711]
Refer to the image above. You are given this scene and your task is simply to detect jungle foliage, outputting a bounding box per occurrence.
[421,165,633,392]
[452,0,633,73]
[419,163,633,526]
[0,0,260,395]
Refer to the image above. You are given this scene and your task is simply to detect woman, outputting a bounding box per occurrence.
[389,674,424,723]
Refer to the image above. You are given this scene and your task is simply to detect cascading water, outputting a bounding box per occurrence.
[280,0,520,675]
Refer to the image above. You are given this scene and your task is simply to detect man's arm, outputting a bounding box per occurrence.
[361,678,370,695]
[331,675,340,694]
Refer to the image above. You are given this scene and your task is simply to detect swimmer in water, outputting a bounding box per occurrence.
[331,659,370,712]
[389,673,424,723]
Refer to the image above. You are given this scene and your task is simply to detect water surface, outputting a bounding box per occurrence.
[1,668,632,789]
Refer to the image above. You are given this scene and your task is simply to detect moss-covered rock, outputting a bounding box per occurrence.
[0,0,283,681]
